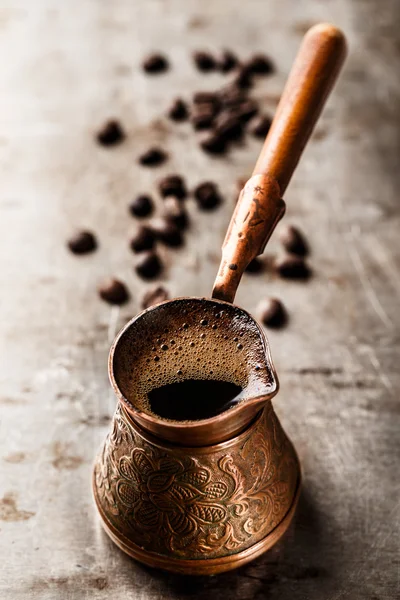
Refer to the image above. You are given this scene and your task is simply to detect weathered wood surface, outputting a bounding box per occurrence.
[0,1,399,598]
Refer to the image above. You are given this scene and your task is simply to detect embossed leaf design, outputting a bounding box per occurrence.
[179,468,209,488]
[158,457,182,475]
[147,472,174,493]
[110,420,119,442]
[188,503,226,524]
[169,483,199,503]
[203,481,228,499]
[132,449,153,477]
[167,511,195,536]
[117,482,139,507]
[119,456,138,482]
[135,502,160,528]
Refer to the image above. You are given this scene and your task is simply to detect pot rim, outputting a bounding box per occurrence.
[108,296,279,437]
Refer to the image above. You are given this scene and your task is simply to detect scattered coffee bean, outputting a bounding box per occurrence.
[67,230,97,255]
[159,175,187,199]
[193,50,217,72]
[219,50,239,73]
[163,196,188,229]
[138,147,168,167]
[96,120,125,146]
[128,195,154,218]
[129,226,155,253]
[219,84,247,108]
[141,286,169,309]
[168,98,188,121]
[198,130,226,154]
[258,298,286,328]
[246,54,274,75]
[278,225,309,256]
[249,115,272,138]
[234,99,259,123]
[135,251,162,279]
[193,91,220,107]
[191,105,216,130]
[142,53,169,74]
[194,182,222,210]
[233,65,253,89]
[275,254,311,279]
[215,112,243,141]
[245,257,263,274]
[149,218,183,247]
[98,278,129,305]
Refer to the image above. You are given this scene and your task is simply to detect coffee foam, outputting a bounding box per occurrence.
[112,298,275,419]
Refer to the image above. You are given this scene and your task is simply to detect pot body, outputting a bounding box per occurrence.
[93,402,300,575]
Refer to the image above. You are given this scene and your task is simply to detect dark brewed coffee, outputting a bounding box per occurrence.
[148,379,242,421]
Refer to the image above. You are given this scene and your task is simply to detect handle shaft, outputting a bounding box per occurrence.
[212,23,347,303]
[253,23,347,191]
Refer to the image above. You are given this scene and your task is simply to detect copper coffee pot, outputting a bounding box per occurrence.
[93,24,347,575]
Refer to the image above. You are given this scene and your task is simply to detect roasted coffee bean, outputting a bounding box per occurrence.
[193,91,219,107]
[129,226,155,253]
[275,254,311,279]
[278,225,309,256]
[141,286,169,309]
[67,230,97,255]
[258,298,286,328]
[167,98,188,121]
[135,251,162,279]
[219,84,247,108]
[193,51,217,72]
[163,196,188,229]
[249,115,272,138]
[158,175,187,199]
[98,278,129,305]
[215,113,243,141]
[194,182,221,210]
[191,102,216,129]
[233,65,253,89]
[138,147,168,167]
[198,131,226,155]
[142,53,169,74]
[193,98,218,115]
[191,114,215,130]
[245,257,263,274]
[234,99,259,123]
[192,98,219,129]
[149,218,183,247]
[128,195,153,218]
[246,54,274,75]
[219,50,239,73]
[96,120,125,146]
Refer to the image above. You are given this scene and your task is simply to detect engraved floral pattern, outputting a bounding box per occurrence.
[114,447,232,552]
[94,404,299,559]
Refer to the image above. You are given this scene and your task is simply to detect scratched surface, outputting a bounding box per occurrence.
[0,1,399,598]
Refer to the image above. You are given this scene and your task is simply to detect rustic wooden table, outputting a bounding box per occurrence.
[1,1,399,598]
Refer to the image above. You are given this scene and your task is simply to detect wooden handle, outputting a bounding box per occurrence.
[212,23,347,303]
[252,23,347,189]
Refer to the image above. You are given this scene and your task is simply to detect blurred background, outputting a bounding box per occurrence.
[0,1,399,599]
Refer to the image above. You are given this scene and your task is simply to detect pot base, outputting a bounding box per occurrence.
[93,475,300,575]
